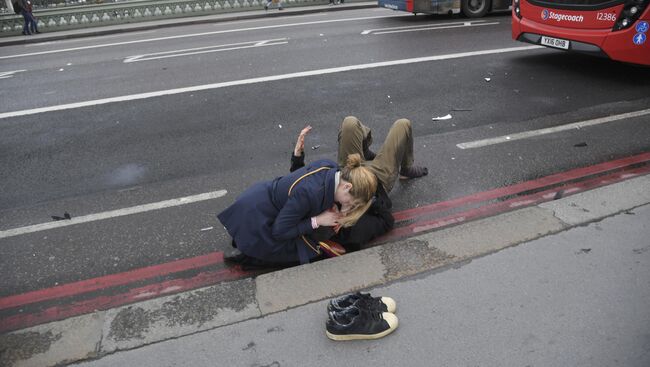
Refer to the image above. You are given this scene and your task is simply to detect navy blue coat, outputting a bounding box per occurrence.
[217,159,338,264]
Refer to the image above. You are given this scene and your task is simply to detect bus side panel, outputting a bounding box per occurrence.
[378,0,460,14]
[436,0,461,15]
[378,0,412,12]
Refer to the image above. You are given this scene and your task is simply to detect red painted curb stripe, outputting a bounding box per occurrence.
[392,152,650,222]
[378,165,650,243]
[0,252,224,311]
[0,266,250,334]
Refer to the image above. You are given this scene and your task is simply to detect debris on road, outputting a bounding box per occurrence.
[484,77,491,82]
[451,108,472,111]
[432,114,452,121]
[51,212,72,221]
[574,142,588,147]
[200,227,214,232]
[311,145,321,150]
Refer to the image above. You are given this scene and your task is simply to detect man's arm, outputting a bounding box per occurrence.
[290,125,311,172]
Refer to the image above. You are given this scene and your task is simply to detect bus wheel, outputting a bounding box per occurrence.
[461,0,490,17]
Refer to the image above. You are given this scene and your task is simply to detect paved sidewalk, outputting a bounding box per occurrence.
[0,1,377,47]
[75,195,650,366]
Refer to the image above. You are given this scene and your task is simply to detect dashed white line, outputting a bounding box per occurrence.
[371,22,500,35]
[0,190,228,240]
[24,30,157,47]
[361,20,494,35]
[0,69,26,79]
[123,38,288,63]
[456,108,650,149]
[0,45,542,119]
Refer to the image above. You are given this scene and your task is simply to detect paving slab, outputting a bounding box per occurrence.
[380,238,457,281]
[255,248,385,314]
[100,277,259,353]
[430,206,567,259]
[0,312,105,367]
[540,175,650,225]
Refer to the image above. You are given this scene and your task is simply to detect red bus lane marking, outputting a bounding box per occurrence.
[393,152,650,222]
[377,165,650,243]
[0,252,224,311]
[0,266,251,334]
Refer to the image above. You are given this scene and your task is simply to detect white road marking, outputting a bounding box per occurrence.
[361,20,491,34]
[0,190,228,239]
[456,108,650,149]
[0,69,26,79]
[371,22,500,35]
[0,45,542,119]
[0,14,410,60]
[24,30,158,47]
[124,38,288,63]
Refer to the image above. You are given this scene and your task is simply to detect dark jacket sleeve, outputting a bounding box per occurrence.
[270,185,314,241]
[333,185,394,251]
[290,153,305,172]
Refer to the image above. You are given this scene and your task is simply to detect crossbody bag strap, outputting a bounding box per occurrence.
[288,166,331,260]
[288,166,331,196]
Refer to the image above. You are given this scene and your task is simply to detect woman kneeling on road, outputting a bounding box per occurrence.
[217,154,377,269]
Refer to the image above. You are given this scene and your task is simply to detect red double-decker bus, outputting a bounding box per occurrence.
[512,0,650,66]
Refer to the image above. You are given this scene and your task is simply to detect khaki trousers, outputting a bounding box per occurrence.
[337,116,414,193]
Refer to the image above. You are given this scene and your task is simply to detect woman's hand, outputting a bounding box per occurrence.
[314,205,341,227]
[294,125,312,157]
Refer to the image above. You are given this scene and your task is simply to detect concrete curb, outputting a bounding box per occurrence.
[0,2,377,47]
[2,174,649,367]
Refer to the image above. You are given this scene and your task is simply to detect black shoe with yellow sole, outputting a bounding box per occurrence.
[326,306,398,341]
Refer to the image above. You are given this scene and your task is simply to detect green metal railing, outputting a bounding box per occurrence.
[1,0,357,36]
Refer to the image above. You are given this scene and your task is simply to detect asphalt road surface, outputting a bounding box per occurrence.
[1,8,649,298]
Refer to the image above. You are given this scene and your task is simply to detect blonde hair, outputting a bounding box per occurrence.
[338,153,377,228]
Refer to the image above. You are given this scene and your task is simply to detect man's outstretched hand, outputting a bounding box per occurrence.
[294,125,312,157]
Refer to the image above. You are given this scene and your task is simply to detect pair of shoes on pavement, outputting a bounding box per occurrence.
[326,292,398,341]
